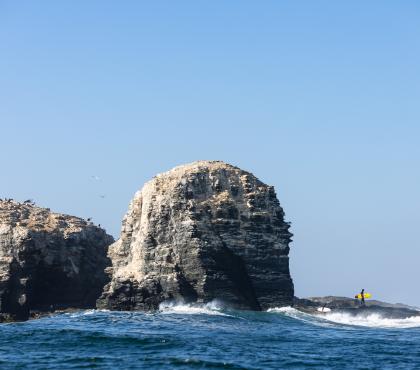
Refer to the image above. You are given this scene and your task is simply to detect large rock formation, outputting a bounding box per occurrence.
[98,161,293,311]
[0,200,113,321]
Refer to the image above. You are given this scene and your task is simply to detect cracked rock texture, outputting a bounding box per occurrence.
[98,161,293,311]
[0,200,113,321]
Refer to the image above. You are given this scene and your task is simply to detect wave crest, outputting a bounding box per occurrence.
[268,306,420,329]
[323,312,420,328]
[158,300,230,316]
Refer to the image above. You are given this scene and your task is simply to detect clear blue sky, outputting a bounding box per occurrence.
[1,1,419,306]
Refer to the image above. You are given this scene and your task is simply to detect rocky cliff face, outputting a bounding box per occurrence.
[0,200,113,321]
[98,161,293,311]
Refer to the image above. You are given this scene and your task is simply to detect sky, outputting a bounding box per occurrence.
[1,1,419,306]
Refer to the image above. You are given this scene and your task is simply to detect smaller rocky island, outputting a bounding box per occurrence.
[0,199,113,322]
[294,296,420,319]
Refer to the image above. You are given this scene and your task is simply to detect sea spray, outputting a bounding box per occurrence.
[268,306,420,329]
[158,300,232,317]
[322,311,420,328]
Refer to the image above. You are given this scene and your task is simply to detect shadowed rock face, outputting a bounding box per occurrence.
[0,200,113,321]
[98,161,293,311]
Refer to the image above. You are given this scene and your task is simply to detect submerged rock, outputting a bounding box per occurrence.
[98,160,293,311]
[0,200,113,321]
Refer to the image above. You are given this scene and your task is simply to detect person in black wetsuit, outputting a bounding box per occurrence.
[360,289,365,306]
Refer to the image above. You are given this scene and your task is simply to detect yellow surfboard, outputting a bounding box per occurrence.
[355,293,371,299]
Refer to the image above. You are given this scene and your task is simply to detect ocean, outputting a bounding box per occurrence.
[1,302,419,369]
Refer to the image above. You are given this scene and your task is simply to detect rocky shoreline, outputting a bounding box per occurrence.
[10,296,419,323]
[294,296,420,319]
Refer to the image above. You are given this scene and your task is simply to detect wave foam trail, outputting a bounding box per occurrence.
[267,306,296,313]
[322,312,420,328]
[267,306,420,329]
[158,300,230,316]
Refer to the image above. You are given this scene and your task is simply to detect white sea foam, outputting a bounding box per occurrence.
[267,306,296,313]
[81,309,96,315]
[267,306,324,326]
[321,312,420,329]
[66,309,110,318]
[317,307,331,313]
[158,300,230,316]
[268,306,420,329]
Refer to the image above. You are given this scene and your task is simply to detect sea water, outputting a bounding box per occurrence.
[1,302,419,369]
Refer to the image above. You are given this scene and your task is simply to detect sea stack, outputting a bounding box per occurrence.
[98,160,293,311]
[0,200,113,321]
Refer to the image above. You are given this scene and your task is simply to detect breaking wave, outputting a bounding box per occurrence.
[158,300,231,316]
[322,312,420,328]
[268,306,420,329]
[3,304,420,369]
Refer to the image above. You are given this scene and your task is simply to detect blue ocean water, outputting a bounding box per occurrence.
[1,303,419,369]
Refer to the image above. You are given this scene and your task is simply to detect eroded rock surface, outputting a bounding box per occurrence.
[0,200,113,321]
[98,160,293,311]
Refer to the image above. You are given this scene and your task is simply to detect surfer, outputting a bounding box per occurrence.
[360,289,365,306]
